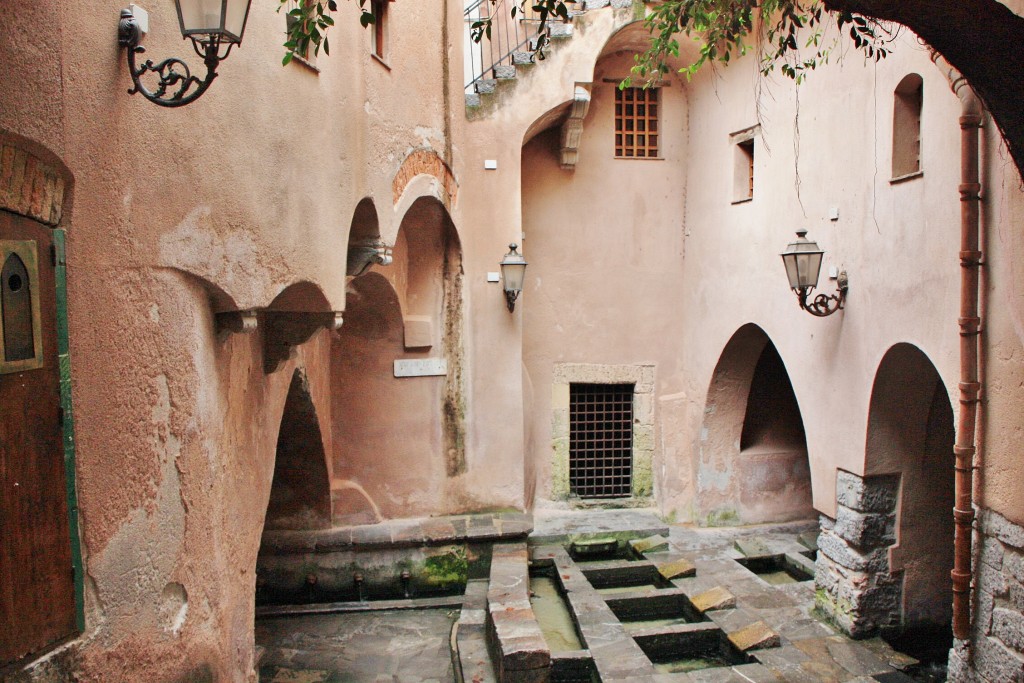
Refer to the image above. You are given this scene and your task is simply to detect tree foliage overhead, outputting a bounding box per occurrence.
[626,0,894,85]
[285,0,1024,177]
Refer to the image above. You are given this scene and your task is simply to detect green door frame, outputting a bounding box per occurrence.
[54,229,85,632]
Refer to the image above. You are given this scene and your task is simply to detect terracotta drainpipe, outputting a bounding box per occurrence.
[933,53,984,641]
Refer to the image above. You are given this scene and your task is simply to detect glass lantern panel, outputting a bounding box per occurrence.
[782,254,800,290]
[177,0,224,34]
[796,251,823,289]
[502,263,527,292]
[225,0,252,41]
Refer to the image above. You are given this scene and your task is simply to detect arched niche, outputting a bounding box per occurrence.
[262,281,337,374]
[866,343,954,643]
[697,324,813,526]
[330,272,445,523]
[390,196,463,351]
[346,197,387,277]
[262,368,332,531]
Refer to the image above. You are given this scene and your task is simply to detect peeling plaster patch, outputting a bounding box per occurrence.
[414,126,444,148]
[89,373,186,631]
[148,303,160,323]
[160,582,188,635]
[698,464,731,493]
[158,205,275,304]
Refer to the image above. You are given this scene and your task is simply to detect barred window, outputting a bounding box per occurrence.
[569,383,634,498]
[615,87,659,158]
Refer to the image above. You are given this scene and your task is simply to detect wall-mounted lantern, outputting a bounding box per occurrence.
[780,230,848,317]
[499,243,527,312]
[118,0,253,107]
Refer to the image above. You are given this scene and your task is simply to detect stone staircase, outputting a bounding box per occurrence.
[466,1,631,110]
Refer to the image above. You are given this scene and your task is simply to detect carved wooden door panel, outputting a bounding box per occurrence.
[0,210,75,667]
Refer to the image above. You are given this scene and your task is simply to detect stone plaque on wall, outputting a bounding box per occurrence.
[394,358,448,378]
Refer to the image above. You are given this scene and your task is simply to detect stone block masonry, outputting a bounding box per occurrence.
[550,363,656,502]
[815,471,901,639]
[949,509,1024,682]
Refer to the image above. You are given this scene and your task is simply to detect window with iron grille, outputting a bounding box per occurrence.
[615,87,659,158]
[569,383,634,498]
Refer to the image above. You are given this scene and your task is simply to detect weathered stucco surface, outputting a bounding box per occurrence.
[2,0,1024,680]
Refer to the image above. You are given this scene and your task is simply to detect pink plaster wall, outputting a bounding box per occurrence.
[2,1,1024,679]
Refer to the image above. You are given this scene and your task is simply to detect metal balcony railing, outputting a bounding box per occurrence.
[463,0,571,91]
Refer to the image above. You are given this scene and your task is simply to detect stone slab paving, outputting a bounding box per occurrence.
[662,521,925,683]
[256,608,459,683]
[530,506,669,545]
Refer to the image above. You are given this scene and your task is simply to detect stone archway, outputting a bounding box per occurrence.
[330,196,464,523]
[869,345,955,641]
[697,324,813,526]
[816,343,955,643]
[263,368,332,532]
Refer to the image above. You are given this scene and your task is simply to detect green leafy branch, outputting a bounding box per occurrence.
[279,0,367,65]
[468,1,573,60]
[627,1,897,87]
[281,0,897,87]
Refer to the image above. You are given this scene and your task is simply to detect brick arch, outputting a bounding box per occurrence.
[391,149,458,208]
[0,133,72,227]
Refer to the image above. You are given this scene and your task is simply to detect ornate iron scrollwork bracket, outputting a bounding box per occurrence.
[797,271,849,317]
[118,9,226,107]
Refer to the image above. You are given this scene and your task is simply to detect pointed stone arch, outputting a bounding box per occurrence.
[697,323,813,526]
[868,344,955,638]
[263,368,332,531]
[817,343,955,642]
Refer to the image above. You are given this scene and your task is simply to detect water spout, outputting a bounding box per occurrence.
[305,573,318,603]
[400,570,412,599]
[354,571,366,602]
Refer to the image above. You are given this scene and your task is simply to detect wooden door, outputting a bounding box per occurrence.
[0,211,76,667]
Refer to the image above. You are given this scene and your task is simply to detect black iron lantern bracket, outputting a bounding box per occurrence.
[118,9,231,107]
[796,271,849,317]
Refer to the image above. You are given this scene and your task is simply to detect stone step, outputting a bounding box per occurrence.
[474,78,498,94]
[493,64,517,80]
[511,51,534,65]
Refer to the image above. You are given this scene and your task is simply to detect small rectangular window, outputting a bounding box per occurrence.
[892,74,924,179]
[371,0,388,60]
[284,0,317,67]
[730,126,758,203]
[615,87,659,158]
[569,383,634,499]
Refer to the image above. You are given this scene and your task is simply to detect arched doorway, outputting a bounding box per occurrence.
[697,324,813,525]
[866,344,955,648]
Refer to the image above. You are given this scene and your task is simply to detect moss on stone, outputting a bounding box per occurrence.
[632,452,653,497]
[705,509,740,527]
[422,547,468,587]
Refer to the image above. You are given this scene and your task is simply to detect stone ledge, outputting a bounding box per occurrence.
[261,511,532,554]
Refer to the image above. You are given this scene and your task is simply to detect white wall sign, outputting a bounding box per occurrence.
[394,358,448,377]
